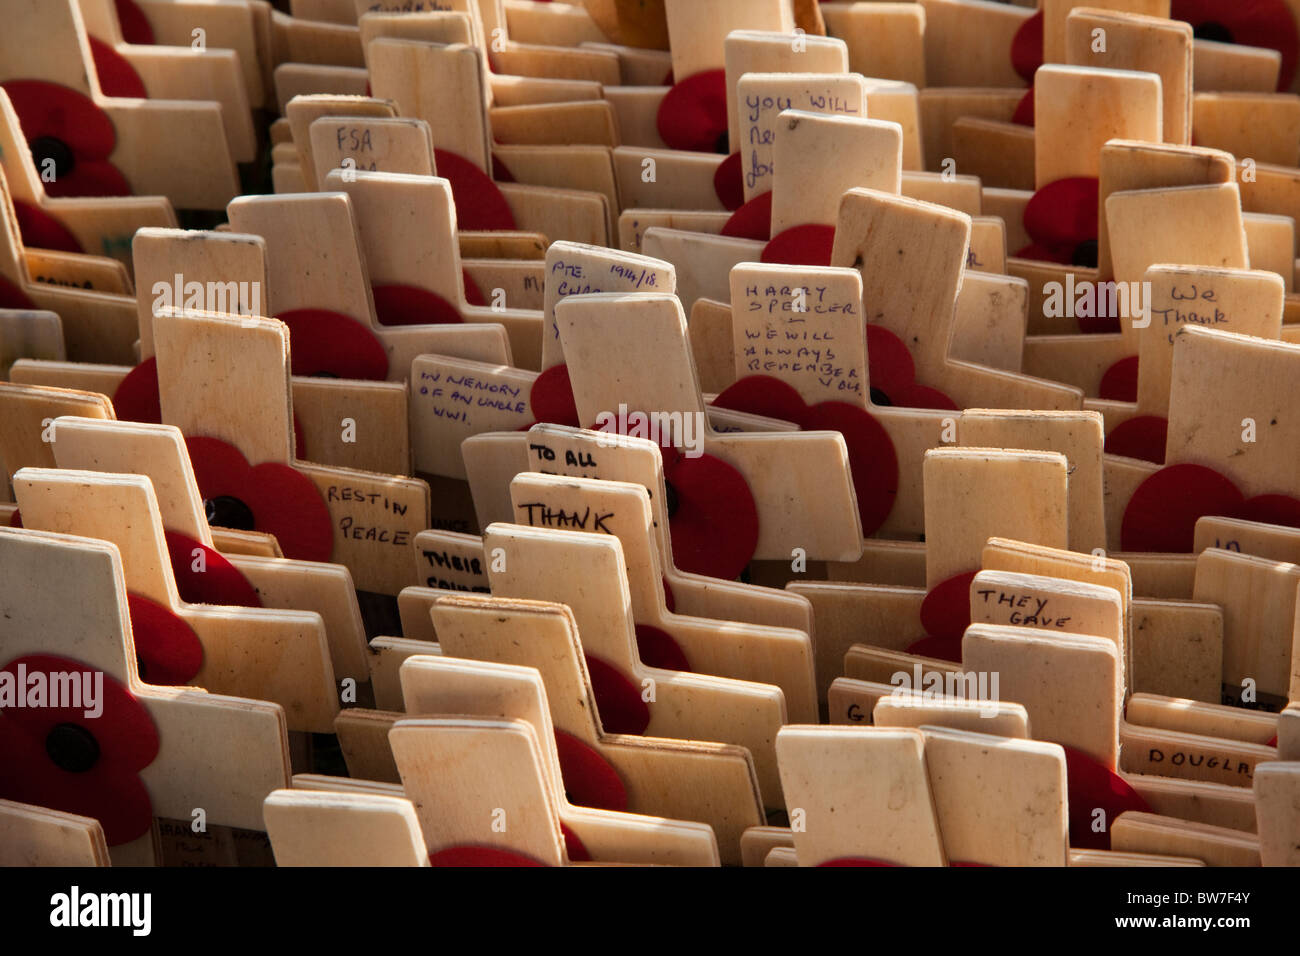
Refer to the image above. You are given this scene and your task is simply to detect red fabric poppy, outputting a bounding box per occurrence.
[1098,355,1139,403]
[1011,87,1034,127]
[163,529,262,609]
[1064,745,1150,851]
[433,148,516,232]
[656,70,729,154]
[184,435,334,563]
[1104,414,1168,465]
[659,446,759,581]
[714,151,744,210]
[0,274,36,310]
[560,821,590,862]
[1121,462,1300,552]
[1011,9,1044,83]
[461,269,487,307]
[712,375,898,535]
[553,728,628,812]
[429,846,548,866]
[584,653,651,735]
[275,308,389,380]
[1172,0,1298,91]
[633,622,692,672]
[88,37,148,100]
[0,80,131,198]
[0,653,159,846]
[12,200,83,254]
[865,325,960,410]
[1017,177,1101,279]
[126,593,203,686]
[371,285,464,326]
[904,569,979,662]
[720,189,773,241]
[114,0,155,45]
[527,363,581,428]
[761,224,836,266]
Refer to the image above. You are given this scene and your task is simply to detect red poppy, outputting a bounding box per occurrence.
[657,69,729,155]
[0,653,159,846]
[1098,354,1139,403]
[1121,462,1300,552]
[429,845,547,866]
[184,435,334,563]
[1104,414,1168,465]
[125,593,203,686]
[0,274,36,310]
[553,728,627,811]
[461,269,487,307]
[163,529,262,609]
[658,445,759,581]
[714,151,745,210]
[88,37,147,100]
[719,193,838,267]
[904,569,979,662]
[430,820,588,865]
[1063,745,1150,850]
[370,285,463,327]
[720,190,773,241]
[634,623,691,673]
[0,80,131,198]
[1016,177,1103,286]
[583,653,650,735]
[12,200,83,254]
[712,375,898,535]
[1011,9,1043,84]
[526,363,581,428]
[274,309,389,380]
[863,325,960,410]
[433,148,516,232]
[113,0,155,45]
[1171,0,1298,91]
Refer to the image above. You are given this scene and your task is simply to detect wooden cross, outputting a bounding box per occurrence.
[0,526,292,864]
[482,520,789,806]
[46,415,372,692]
[150,307,429,595]
[0,151,138,365]
[395,651,722,865]
[12,467,340,733]
[831,185,1084,411]
[793,446,1070,701]
[415,592,765,865]
[0,88,174,272]
[0,0,240,209]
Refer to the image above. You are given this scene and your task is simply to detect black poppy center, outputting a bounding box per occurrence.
[1192,22,1234,44]
[30,136,76,180]
[45,722,100,773]
[204,494,256,531]
[1072,238,1099,269]
[714,130,730,156]
[870,387,893,407]
[664,480,680,518]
